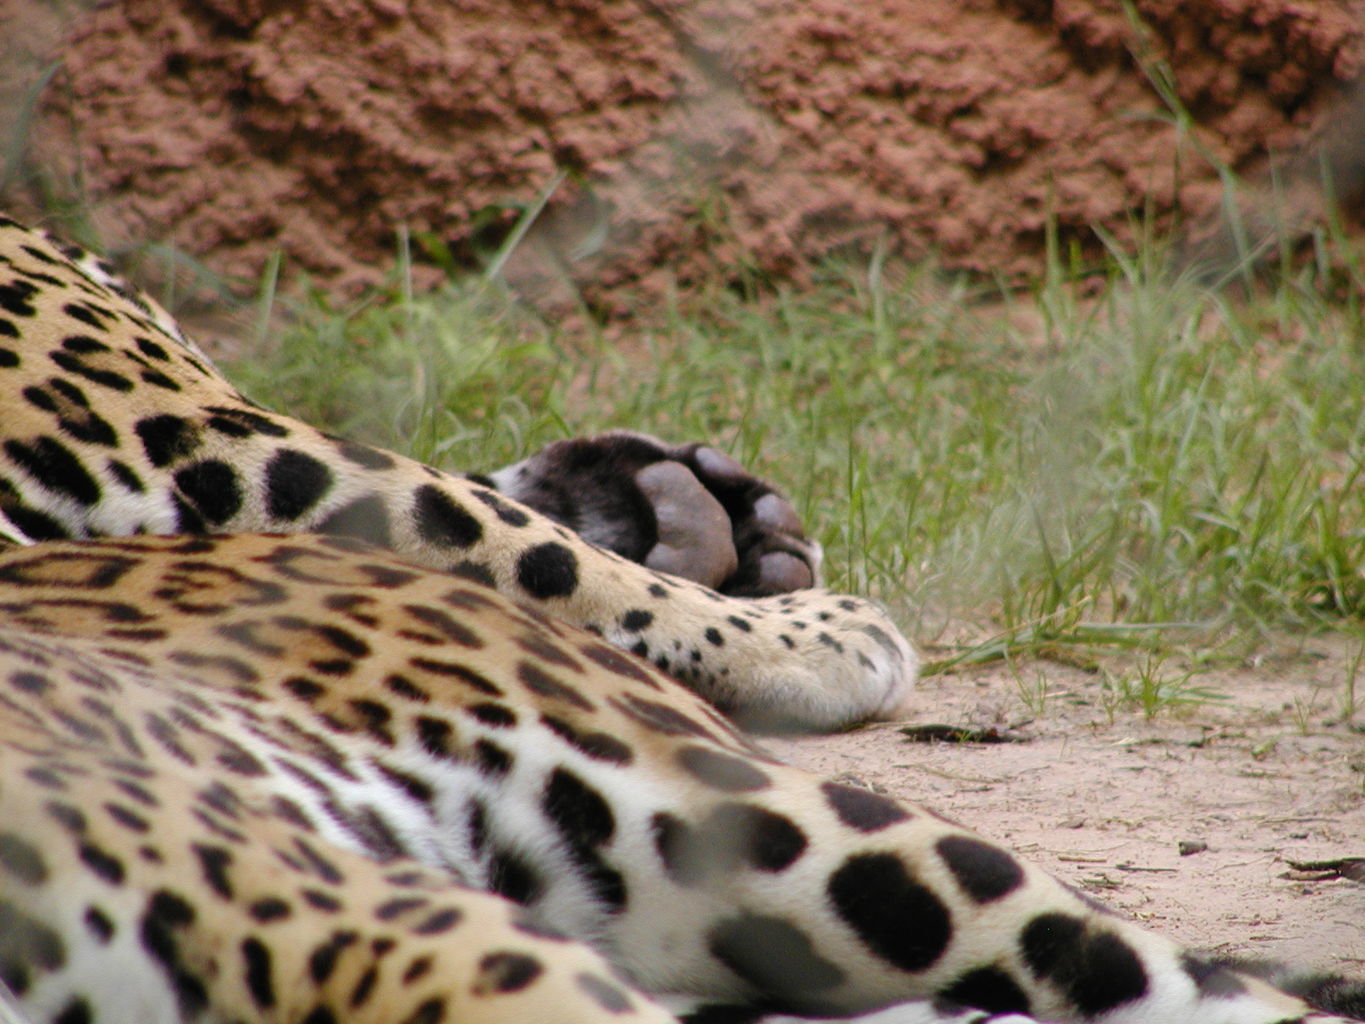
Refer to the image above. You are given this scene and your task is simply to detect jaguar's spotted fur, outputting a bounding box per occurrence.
[0,215,1358,1024]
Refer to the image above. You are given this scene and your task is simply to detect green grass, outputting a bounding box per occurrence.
[225,226,1365,684]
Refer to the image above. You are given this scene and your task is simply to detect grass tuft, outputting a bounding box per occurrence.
[227,222,1365,681]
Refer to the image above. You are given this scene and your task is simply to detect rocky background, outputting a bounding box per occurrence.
[4,0,1363,310]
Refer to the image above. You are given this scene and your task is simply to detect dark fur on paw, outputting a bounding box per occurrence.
[485,431,821,596]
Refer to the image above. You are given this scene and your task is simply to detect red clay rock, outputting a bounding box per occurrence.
[14,0,1365,308]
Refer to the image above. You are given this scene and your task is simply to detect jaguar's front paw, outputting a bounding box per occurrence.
[485,431,820,596]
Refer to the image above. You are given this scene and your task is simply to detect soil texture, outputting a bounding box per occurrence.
[7,0,1363,309]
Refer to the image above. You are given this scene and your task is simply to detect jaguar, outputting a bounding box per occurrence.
[0,213,1359,1024]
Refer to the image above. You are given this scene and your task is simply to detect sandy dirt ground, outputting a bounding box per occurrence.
[767,637,1365,974]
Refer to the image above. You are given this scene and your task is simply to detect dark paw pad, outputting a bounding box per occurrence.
[486,431,820,596]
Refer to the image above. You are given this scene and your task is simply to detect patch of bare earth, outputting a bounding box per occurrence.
[768,638,1365,973]
[9,0,1364,311]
